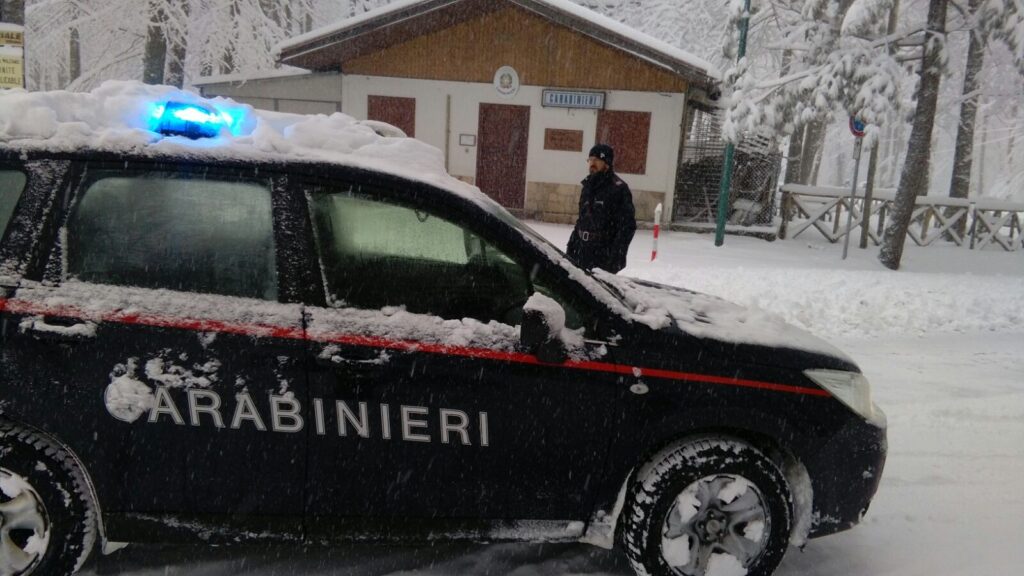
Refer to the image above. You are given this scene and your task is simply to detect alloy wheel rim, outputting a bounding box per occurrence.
[0,468,49,576]
[661,473,770,576]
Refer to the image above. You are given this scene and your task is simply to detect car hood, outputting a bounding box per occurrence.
[594,272,857,370]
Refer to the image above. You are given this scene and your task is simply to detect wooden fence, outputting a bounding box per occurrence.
[779,184,1023,251]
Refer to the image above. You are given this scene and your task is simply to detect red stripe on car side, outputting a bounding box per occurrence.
[1,298,307,342]
[0,297,830,398]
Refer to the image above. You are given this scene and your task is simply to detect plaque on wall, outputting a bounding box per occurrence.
[542,89,605,109]
[544,129,584,152]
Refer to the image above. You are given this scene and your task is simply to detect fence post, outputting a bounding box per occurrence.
[779,188,791,239]
[651,203,662,261]
[969,205,978,249]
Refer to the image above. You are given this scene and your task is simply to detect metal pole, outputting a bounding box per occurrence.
[651,203,663,261]
[842,138,864,260]
[714,145,735,246]
[859,140,878,248]
[714,0,751,247]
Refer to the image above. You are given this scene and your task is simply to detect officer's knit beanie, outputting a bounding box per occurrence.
[589,144,614,166]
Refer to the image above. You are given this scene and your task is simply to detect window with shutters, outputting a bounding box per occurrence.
[595,110,651,175]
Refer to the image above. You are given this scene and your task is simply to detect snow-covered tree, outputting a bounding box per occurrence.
[0,0,25,24]
[573,0,733,68]
[722,0,903,147]
[23,0,370,90]
[947,0,1024,208]
[879,0,948,270]
[946,0,988,237]
[873,0,1024,262]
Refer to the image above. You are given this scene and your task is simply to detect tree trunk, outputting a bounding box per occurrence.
[221,0,240,75]
[977,101,987,195]
[872,0,901,190]
[809,138,825,185]
[879,0,948,270]
[68,27,81,85]
[834,145,847,186]
[800,119,826,184]
[0,0,25,25]
[1006,100,1019,167]
[784,126,804,185]
[143,5,168,85]
[779,50,804,185]
[165,38,186,88]
[860,142,880,248]
[946,0,985,237]
[164,3,189,89]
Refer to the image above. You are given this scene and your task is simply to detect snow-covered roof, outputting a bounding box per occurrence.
[0,81,487,206]
[277,0,720,82]
[190,66,313,87]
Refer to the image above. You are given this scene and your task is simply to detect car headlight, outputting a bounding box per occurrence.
[804,369,877,422]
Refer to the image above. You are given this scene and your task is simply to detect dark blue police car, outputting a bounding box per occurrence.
[0,85,885,576]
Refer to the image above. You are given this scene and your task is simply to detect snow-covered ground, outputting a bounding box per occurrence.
[84,224,1024,576]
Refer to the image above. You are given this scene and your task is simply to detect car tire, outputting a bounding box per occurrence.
[0,422,97,576]
[618,437,792,576]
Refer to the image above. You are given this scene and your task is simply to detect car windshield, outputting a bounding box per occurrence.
[487,203,557,250]
[485,203,628,308]
[591,273,629,303]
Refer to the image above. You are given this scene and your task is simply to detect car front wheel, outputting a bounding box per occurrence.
[0,423,97,576]
[618,437,792,576]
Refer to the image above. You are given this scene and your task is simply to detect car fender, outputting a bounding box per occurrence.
[589,400,826,537]
[0,415,110,554]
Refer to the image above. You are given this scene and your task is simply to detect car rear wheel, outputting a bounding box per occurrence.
[618,437,792,576]
[0,423,97,576]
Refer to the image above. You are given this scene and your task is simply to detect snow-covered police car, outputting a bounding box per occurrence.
[0,82,885,576]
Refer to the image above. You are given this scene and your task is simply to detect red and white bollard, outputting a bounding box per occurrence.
[651,203,662,261]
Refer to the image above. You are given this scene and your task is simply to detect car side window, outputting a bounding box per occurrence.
[0,169,27,239]
[530,275,592,332]
[65,172,278,300]
[308,189,531,324]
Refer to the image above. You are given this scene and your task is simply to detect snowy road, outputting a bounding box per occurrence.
[83,225,1024,576]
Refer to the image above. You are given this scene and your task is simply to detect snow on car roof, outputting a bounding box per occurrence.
[0,80,488,207]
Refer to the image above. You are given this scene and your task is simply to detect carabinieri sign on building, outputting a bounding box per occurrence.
[0,22,24,90]
[541,89,605,110]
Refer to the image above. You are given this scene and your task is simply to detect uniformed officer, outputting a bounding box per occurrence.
[566,144,636,273]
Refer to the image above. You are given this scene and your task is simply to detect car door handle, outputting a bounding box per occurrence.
[20,316,97,342]
[314,346,391,370]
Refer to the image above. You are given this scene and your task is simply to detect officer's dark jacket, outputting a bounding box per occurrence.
[566,169,636,273]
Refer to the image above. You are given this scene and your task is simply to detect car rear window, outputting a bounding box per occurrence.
[66,173,277,300]
[0,169,26,239]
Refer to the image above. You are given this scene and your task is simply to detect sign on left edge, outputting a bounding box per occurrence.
[0,23,25,89]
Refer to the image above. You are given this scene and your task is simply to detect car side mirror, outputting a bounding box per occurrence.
[520,294,568,364]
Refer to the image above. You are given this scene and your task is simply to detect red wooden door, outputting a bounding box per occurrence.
[476,103,530,211]
[367,95,416,137]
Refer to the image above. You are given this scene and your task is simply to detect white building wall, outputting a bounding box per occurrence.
[341,74,685,222]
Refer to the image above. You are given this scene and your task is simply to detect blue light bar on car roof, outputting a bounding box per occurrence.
[151,101,232,139]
